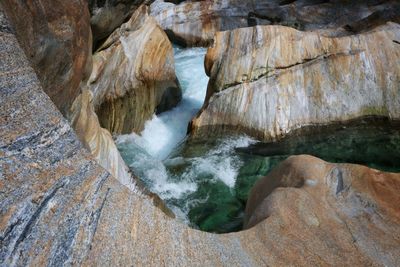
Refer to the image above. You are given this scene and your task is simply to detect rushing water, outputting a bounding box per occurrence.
[116,47,400,233]
[116,47,263,232]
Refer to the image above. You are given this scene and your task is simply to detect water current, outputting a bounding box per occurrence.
[116,47,400,233]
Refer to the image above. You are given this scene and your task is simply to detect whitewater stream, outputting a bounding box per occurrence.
[116,47,400,233]
[116,47,263,232]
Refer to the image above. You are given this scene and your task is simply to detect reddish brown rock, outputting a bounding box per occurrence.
[71,89,134,188]
[245,155,400,266]
[2,0,92,116]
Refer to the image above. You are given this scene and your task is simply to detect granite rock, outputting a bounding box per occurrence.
[88,5,181,134]
[71,89,134,189]
[245,155,400,266]
[1,4,399,267]
[89,0,154,43]
[150,0,400,47]
[2,0,92,116]
[191,23,400,141]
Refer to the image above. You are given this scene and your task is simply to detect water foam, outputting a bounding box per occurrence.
[116,47,209,203]
[116,134,197,200]
[116,47,257,226]
[170,135,257,188]
[132,47,209,159]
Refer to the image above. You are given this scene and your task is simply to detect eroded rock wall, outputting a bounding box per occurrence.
[71,89,134,188]
[89,0,154,43]
[88,5,181,134]
[1,0,135,196]
[191,23,400,141]
[1,3,400,266]
[1,0,92,116]
[151,0,400,46]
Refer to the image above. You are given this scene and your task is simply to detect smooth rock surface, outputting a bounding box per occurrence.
[2,0,92,116]
[89,0,153,43]
[1,5,399,267]
[71,89,134,189]
[245,155,400,267]
[191,23,400,141]
[151,0,400,46]
[88,5,181,134]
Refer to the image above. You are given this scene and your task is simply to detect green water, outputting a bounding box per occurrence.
[115,47,400,233]
[239,119,400,172]
[163,120,400,233]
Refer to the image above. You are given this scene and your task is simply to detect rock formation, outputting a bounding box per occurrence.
[191,23,400,141]
[245,155,400,267]
[151,0,400,46]
[2,0,92,116]
[89,0,154,44]
[88,5,181,134]
[71,89,134,189]
[2,14,399,264]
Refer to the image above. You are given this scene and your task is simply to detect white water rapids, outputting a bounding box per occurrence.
[115,48,400,232]
[116,47,255,225]
[126,47,209,160]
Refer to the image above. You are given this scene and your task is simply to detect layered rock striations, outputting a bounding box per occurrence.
[2,0,92,116]
[151,0,400,46]
[0,1,138,188]
[88,5,181,134]
[71,89,134,188]
[191,23,400,141]
[2,15,400,264]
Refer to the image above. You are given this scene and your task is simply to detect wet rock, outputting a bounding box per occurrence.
[245,155,400,266]
[1,3,399,266]
[191,23,400,140]
[2,0,92,116]
[88,5,181,134]
[150,0,399,46]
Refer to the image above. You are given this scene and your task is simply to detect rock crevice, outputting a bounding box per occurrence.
[1,2,400,266]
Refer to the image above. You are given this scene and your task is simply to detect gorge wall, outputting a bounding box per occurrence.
[151,0,400,46]
[88,5,181,134]
[1,0,400,266]
[191,23,400,141]
[2,0,92,117]
[89,0,154,44]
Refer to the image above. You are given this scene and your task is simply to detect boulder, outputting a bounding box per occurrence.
[191,23,400,141]
[88,5,181,134]
[245,155,400,266]
[1,4,399,267]
[150,0,399,46]
[88,0,154,43]
[2,0,92,117]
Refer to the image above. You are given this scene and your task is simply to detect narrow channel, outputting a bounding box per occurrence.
[116,47,260,232]
[116,47,400,233]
